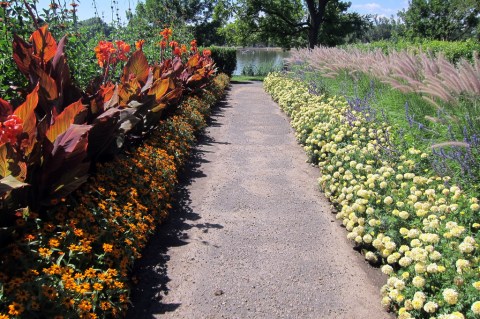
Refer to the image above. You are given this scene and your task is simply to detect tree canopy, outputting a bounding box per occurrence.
[215,0,369,48]
[398,0,480,41]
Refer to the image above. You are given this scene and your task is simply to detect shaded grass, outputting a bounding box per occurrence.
[231,75,265,82]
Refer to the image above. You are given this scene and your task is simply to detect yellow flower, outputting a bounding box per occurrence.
[473,281,480,290]
[442,288,458,305]
[384,196,393,205]
[472,301,480,315]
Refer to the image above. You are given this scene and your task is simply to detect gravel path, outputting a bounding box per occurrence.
[128,82,392,319]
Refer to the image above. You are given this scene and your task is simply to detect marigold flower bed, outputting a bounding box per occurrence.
[264,73,479,319]
[0,74,229,318]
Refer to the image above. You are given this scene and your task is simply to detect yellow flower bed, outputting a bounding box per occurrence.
[264,73,479,319]
[0,74,230,318]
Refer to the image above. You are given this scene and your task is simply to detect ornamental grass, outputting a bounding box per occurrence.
[0,74,230,318]
[264,73,479,319]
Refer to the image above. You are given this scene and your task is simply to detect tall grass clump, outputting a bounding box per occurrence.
[241,61,284,77]
[287,46,480,190]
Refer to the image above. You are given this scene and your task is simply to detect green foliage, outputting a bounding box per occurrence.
[350,39,480,63]
[216,0,370,48]
[360,15,405,42]
[398,0,480,41]
[208,46,237,76]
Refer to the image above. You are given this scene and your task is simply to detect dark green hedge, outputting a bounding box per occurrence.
[209,46,237,76]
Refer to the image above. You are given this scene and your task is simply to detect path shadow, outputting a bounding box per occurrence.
[230,80,263,84]
[126,92,230,318]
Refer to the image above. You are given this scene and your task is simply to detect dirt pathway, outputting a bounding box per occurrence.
[128,82,392,319]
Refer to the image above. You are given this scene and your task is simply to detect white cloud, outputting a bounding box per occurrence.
[349,1,403,17]
[351,3,382,11]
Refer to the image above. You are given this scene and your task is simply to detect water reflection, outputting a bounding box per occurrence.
[233,48,290,75]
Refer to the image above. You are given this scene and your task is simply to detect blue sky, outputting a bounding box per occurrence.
[36,0,410,23]
[349,0,409,17]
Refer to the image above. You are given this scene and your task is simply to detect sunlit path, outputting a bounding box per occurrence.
[128,82,392,319]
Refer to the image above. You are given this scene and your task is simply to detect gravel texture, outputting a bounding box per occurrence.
[127,82,393,319]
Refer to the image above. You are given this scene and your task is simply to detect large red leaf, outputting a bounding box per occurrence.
[122,50,149,84]
[0,98,12,120]
[118,80,140,107]
[46,99,85,142]
[37,68,58,101]
[187,54,199,68]
[148,78,170,102]
[30,25,57,63]
[0,145,10,178]
[152,88,183,113]
[12,34,33,76]
[40,124,91,202]
[13,85,39,151]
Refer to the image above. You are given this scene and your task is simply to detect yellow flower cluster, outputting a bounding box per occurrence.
[0,74,230,318]
[264,73,479,319]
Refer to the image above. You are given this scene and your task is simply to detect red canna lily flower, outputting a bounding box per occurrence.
[202,49,211,58]
[160,28,172,40]
[135,39,145,51]
[173,46,182,57]
[0,115,23,145]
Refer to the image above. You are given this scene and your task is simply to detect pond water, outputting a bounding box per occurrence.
[233,48,290,75]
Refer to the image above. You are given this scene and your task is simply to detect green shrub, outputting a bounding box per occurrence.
[350,39,480,63]
[208,46,237,76]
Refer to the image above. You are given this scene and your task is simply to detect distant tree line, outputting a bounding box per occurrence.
[83,0,480,48]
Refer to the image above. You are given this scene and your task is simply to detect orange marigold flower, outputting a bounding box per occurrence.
[103,243,113,253]
[190,39,197,52]
[78,300,92,313]
[16,290,30,302]
[84,267,97,278]
[63,297,75,309]
[181,44,187,54]
[8,302,24,316]
[49,238,60,248]
[100,301,111,310]
[30,300,40,311]
[42,285,58,300]
[73,228,84,237]
[202,49,211,57]
[160,28,172,39]
[38,247,52,258]
[93,282,103,291]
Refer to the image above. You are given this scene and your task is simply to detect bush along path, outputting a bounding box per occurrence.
[128,81,390,318]
[264,73,480,319]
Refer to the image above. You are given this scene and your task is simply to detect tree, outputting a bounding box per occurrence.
[216,0,369,49]
[398,0,480,41]
[128,0,225,46]
[359,15,405,42]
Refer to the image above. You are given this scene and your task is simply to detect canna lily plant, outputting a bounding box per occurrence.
[0,24,217,232]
